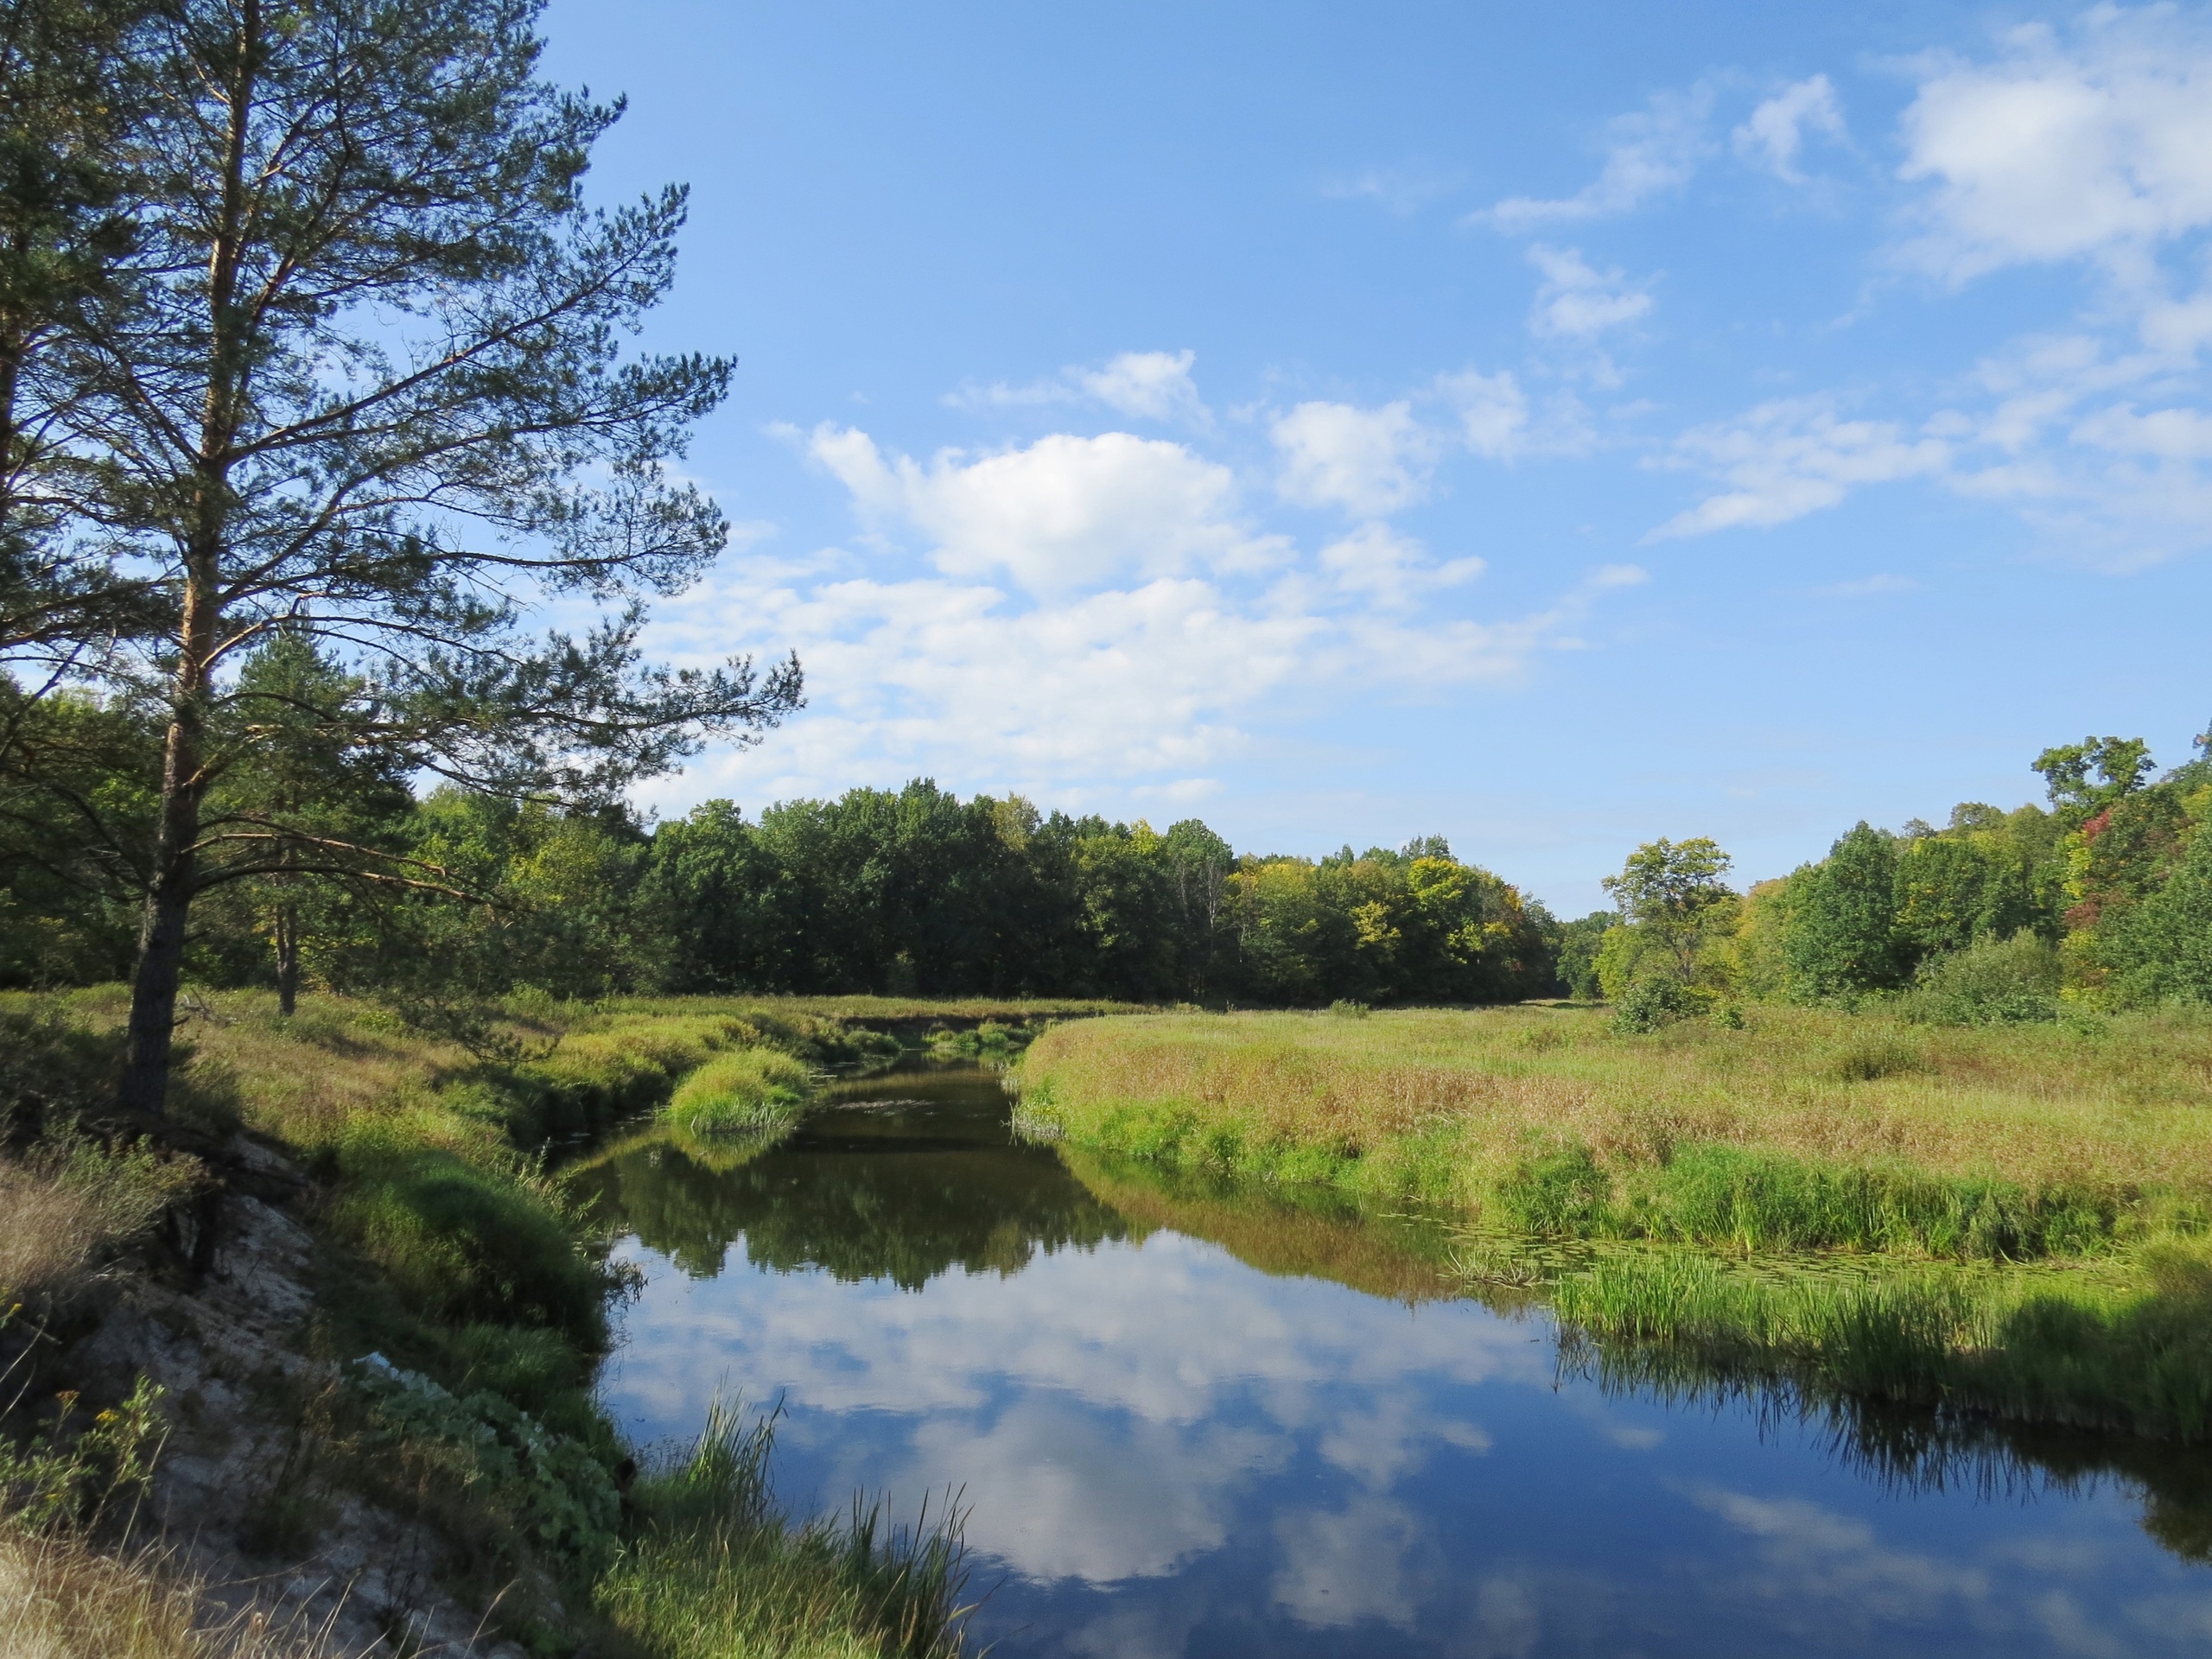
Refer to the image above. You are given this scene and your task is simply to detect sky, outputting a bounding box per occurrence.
[538,0,2212,914]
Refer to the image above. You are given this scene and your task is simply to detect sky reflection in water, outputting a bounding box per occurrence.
[584,1067,2212,1658]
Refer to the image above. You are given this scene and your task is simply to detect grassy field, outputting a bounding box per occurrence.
[1016,1002,2212,1439]
[0,988,1086,1659]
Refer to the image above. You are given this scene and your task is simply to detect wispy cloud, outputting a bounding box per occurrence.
[1478,84,1714,232]
[945,349,1211,425]
[1732,75,1847,184]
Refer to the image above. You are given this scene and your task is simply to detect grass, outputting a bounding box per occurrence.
[1529,1238,2212,1442]
[1018,1001,2212,1441]
[0,1528,340,1659]
[1015,1003,2212,1255]
[596,1400,971,1659]
[665,1049,817,1139]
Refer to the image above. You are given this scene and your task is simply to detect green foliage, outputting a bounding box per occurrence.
[2035,735,2156,812]
[1902,932,2063,1026]
[2106,810,2212,1006]
[0,1376,168,1535]
[1554,910,1616,1000]
[1782,822,1908,1000]
[345,1357,621,1586]
[1609,972,1698,1033]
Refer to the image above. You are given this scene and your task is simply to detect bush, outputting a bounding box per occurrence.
[1901,932,2063,1026]
[664,1048,814,1138]
[1611,975,1696,1033]
[346,1355,620,1585]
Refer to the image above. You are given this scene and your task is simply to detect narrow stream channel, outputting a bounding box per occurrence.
[578,1063,2212,1656]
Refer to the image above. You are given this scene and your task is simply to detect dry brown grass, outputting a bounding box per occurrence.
[0,1143,199,1306]
[1018,1004,2212,1207]
[0,1529,345,1659]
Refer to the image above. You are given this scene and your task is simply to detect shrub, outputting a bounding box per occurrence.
[1901,932,2062,1026]
[664,1049,814,1138]
[1611,974,1695,1033]
[346,1356,620,1585]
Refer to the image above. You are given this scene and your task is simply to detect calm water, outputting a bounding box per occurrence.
[582,1064,2212,1657]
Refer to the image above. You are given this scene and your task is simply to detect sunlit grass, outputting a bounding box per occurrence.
[1016,1004,2212,1255]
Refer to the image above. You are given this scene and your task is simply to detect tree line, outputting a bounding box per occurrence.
[0,640,1562,1007]
[1575,730,2212,1026]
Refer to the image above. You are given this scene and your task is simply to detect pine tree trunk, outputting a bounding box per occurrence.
[119,8,256,1116]
[275,899,299,1016]
[120,661,209,1116]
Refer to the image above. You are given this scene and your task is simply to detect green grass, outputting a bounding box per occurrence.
[1536,1240,2212,1441]
[1015,1004,2212,1257]
[665,1049,817,1138]
[1019,1001,2212,1441]
[598,1399,971,1659]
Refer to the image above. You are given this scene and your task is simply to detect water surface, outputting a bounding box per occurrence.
[583,1065,2212,1657]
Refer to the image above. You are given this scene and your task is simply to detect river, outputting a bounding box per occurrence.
[577,1062,2212,1657]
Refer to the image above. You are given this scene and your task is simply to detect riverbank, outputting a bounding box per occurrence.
[1014,1004,2212,1440]
[0,989,1121,1657]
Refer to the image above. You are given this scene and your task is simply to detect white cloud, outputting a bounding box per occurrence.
[1074,350,1209,423]
[1732,75,1847,183]
[1526,245,1655,340]
[2072,403,2212,459]
[1435,368,1597,461]
[810,425,1275,594]
[1318,522,1484,610]
[1896,11,2212,282]
[945,349,1210,424]
[1271,400,1440,516]
[645,417,1651,811]
[1650,397,1951,537]
[1482,85,1713,232]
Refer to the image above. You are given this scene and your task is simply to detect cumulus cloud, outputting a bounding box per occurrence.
[1732,75,1847,183]
[1481,84,1713,232]
[1649,398,1951,537]
[810,425,1276,594]
[1526,245,1655,339]
[1271,400,1440,516]
[945,349,1210,424]
[1896,11,2212,282]
[645,416,1656,810]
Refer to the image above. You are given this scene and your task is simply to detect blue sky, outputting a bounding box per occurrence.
[542,0,2212,914]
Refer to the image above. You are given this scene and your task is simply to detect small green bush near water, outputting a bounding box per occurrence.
[665,1048,816,1137]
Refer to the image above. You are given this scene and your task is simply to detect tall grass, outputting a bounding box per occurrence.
[1542,1241,2212,1441]
[0,1529,343,1659]
[665,1050,816,1139]
[1016,1005,2212,1259]
[598,1400,972,1659]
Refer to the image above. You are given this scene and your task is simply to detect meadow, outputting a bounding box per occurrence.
[1016,1003,2212,1438]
